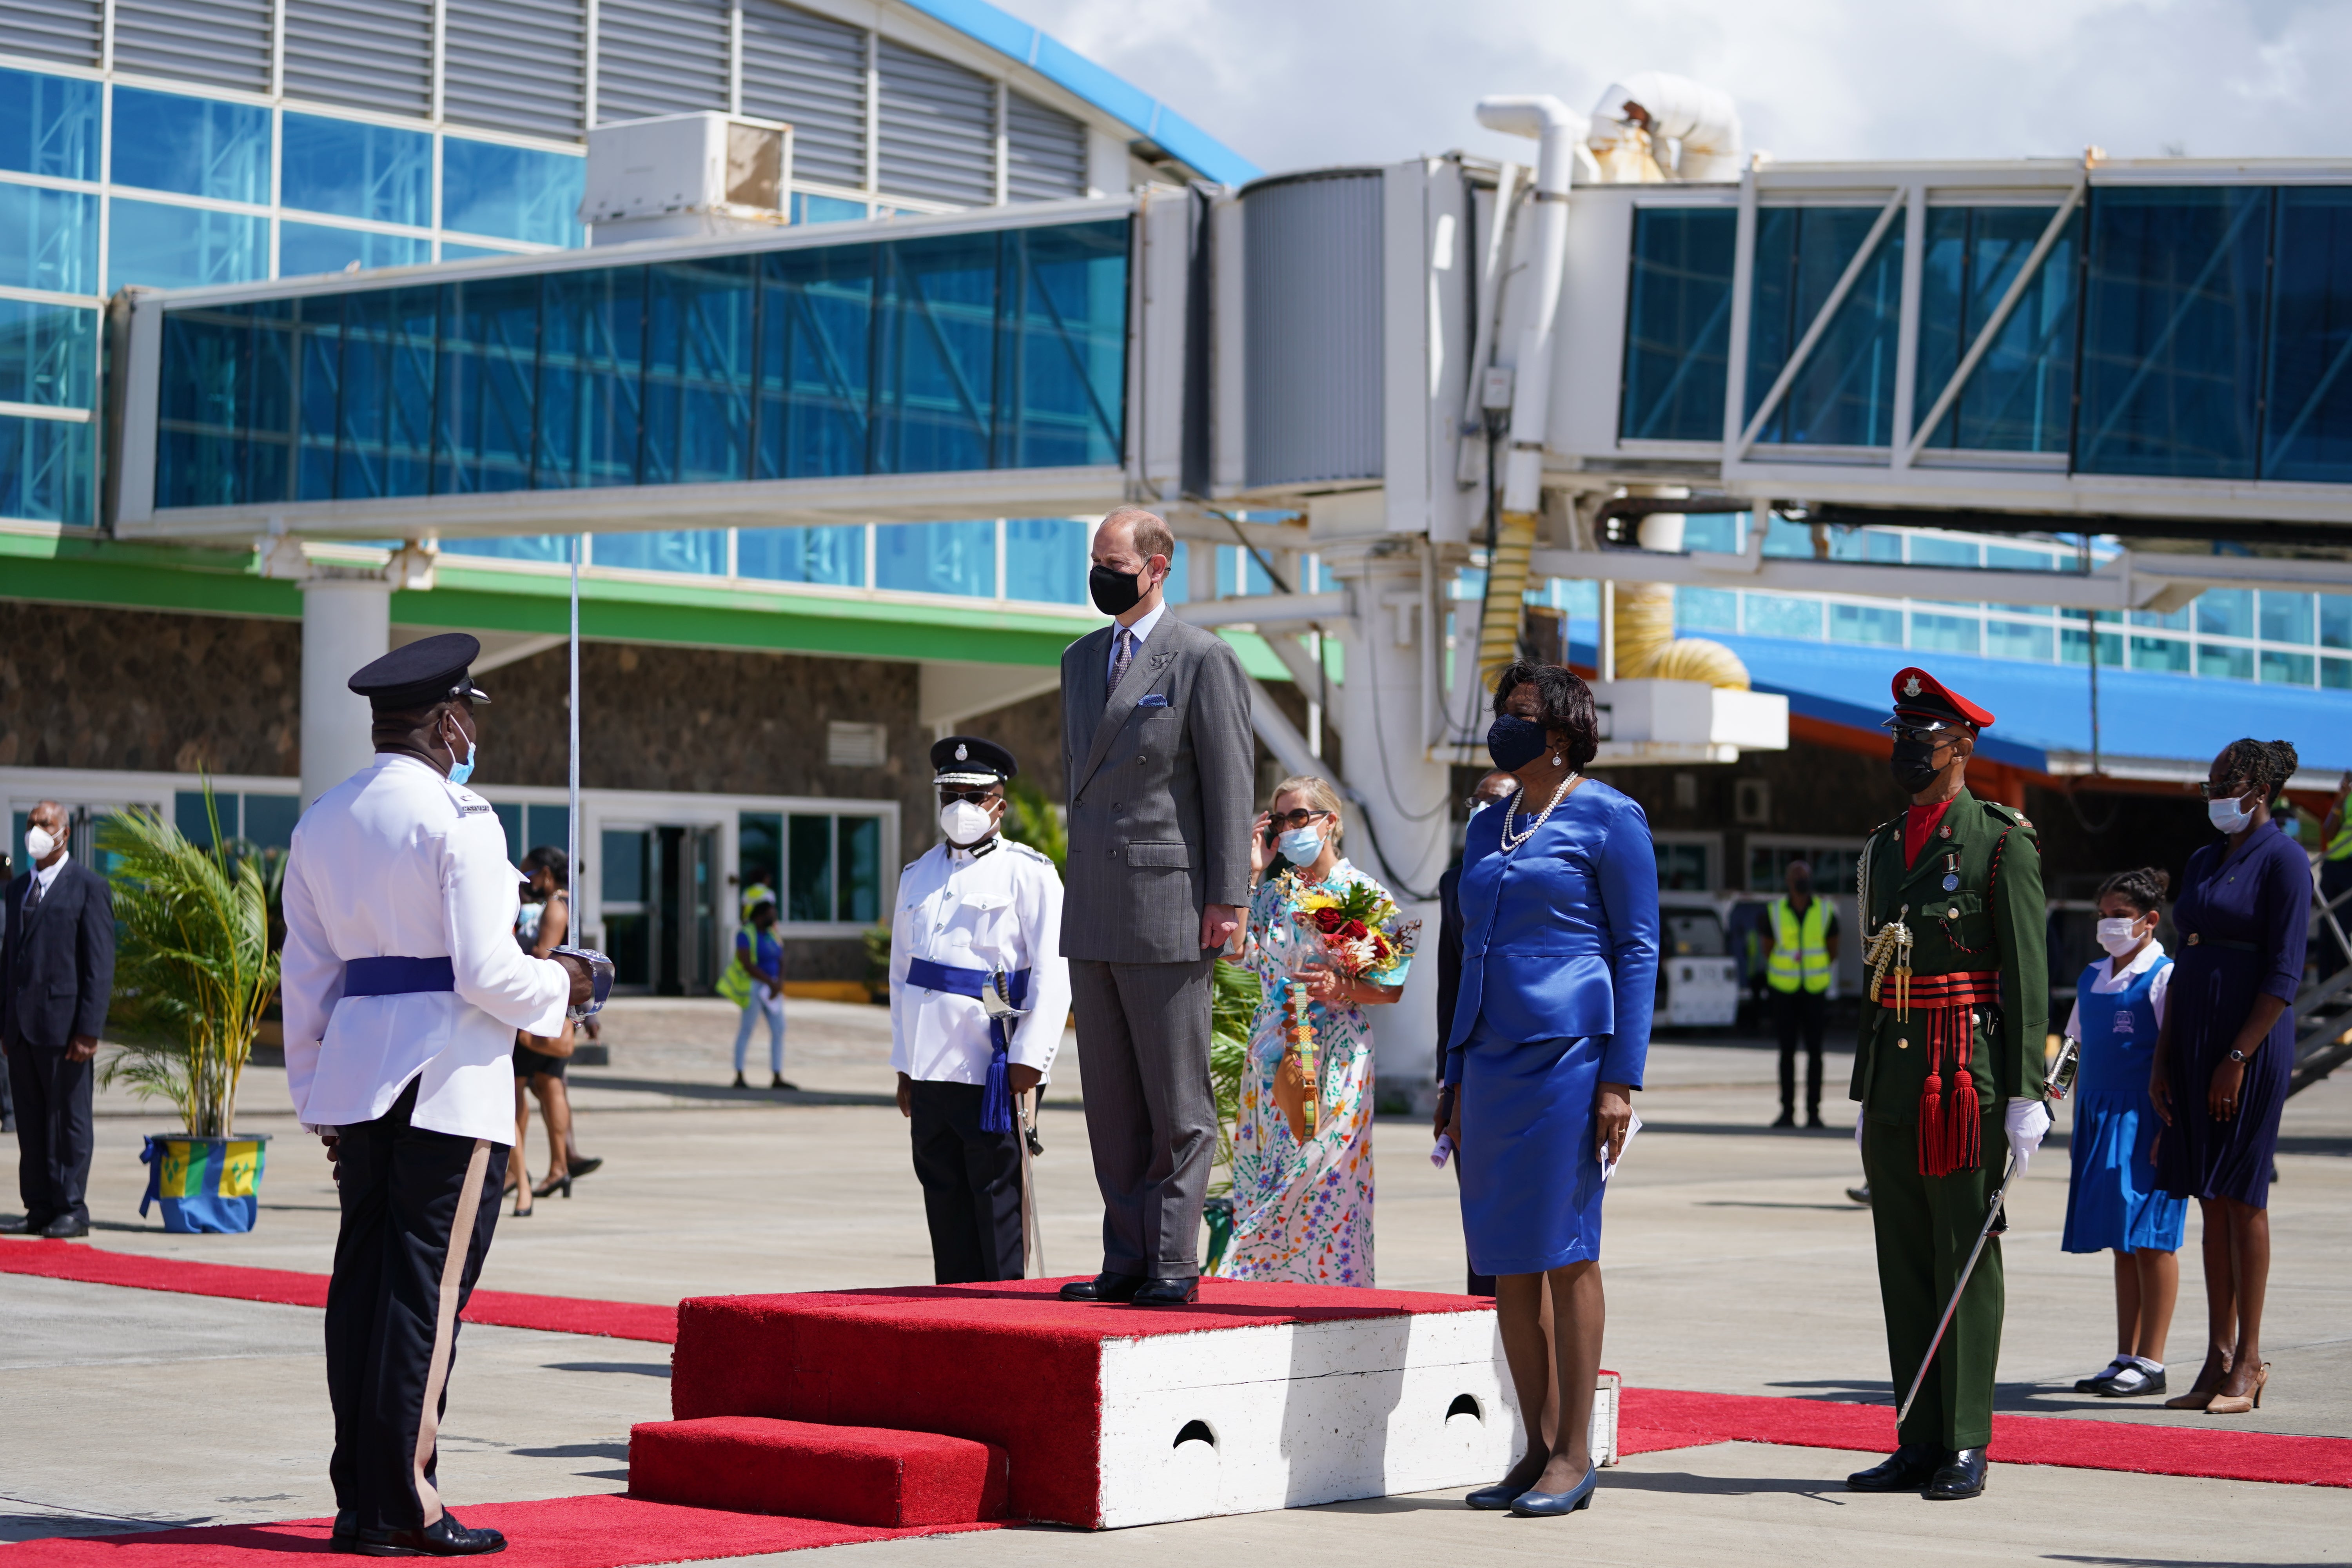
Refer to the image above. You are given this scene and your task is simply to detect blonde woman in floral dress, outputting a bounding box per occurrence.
[1212,775,1414,1287]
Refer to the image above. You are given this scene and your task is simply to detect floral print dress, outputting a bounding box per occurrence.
[1212,858,1413,1287]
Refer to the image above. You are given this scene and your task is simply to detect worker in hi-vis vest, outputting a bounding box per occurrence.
[2319,772,2352,971]
[1761,858,1840,1128]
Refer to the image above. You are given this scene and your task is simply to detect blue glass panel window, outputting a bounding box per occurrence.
[2260,649,2315,685]
[2326,657,2352,691]
[0,413,92,523]
[1674,586,1738,632]
[2322,593,2352,650]
[1746,206,1905,448]
[1005,517,1088,603]
[1911,611,1981,654]
[738,524,865,585]
[876,519,995,597]
[332,286,437,499]
[156,301,296,507]
[757,243,874,479]
[441,535,571,562]
[435,274,540,495]
[2133,603,2190,631]
[1829,602,1902,644]
[997,221,1127,468]
[794,193,868,224]
[1620,206,1736,443]
[537,268,646,489]
[1988,621,2056,661]
[1161,538,1189,603]
[2077,187,2270,479]
[292,294,343,500]
[2263,187,2352,483]
[873,232,998,474]
[0,301,96,408]
[108,198,267,290]
[2259,591,2313,644]
[2129,635,2190,672]
[111,87,270,203]
[593,530,725,574]
[281,113,431,227]
[1916,206,2079,452]
[2062,624,2124,665]
[279,222,431,279]
[2198,643,2253,680]
[440,241,520,262]
[1741,593,1822,639]
[0,183,98,294]
[0,69,100,180]
[442,138,585,247]
[642,256,755,485]
[2196,588,2252,639]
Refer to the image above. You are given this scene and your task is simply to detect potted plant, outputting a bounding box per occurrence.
[98,789,281,1234]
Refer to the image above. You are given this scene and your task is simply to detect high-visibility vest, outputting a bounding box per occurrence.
[1767,897,1832,994]
[2328,820,2352,864]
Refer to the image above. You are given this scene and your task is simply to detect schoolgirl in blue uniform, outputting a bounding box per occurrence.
[2061,867,2187,1398]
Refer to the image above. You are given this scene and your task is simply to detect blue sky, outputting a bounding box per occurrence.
[1013,0,2349,178]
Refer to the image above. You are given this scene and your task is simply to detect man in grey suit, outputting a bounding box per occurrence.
[1058,506,1255,1307]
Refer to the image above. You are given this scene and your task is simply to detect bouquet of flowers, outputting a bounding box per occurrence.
[1266,873,1421,1143]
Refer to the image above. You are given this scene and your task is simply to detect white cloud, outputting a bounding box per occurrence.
[1008,0,2352,176]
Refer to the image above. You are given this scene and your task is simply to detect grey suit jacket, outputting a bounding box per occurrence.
[1060,613,1256,964]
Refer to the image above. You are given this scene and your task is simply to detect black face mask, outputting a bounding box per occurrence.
[1089,563,1145,616]
[1487,715,1551,773]
[1889,737,1942,795]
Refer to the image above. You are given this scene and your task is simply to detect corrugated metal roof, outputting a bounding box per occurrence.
[893,0,1261,187]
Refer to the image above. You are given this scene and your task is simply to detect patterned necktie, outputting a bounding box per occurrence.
[1106,627,1133,702]
[22,875,42,917]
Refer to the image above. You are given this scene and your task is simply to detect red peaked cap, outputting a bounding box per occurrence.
[1891,666,1995,730]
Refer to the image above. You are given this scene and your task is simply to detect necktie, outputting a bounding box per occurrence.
[22,876,41,917]
[1107,628,1133,701]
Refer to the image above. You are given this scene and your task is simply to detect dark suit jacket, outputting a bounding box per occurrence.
[1059,612,1256,964]
[2,858,116,1049]
[1435,859,1465,1081]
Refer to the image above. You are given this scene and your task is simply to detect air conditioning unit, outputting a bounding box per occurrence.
[583,112,793,245]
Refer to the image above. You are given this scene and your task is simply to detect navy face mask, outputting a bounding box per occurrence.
[1486,715,1550,773]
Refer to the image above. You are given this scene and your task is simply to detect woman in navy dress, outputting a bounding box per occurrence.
[1442,662,1658,1519]
[2153,739,2307,1414]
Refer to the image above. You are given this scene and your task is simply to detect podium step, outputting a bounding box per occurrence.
[628,1417,1009,1527]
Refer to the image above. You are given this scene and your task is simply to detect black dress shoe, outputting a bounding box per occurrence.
[1806,1109,1826,1129]
[1129,1276,1200,1306]
[1059,1272,1144,1302]
[42,1214,89,1239]
[1771,1108,1796,1129]
[0,1213,51,1234]
[331,1510,359,1551]
[355,1511,506,1555]
[1924,1447,1987,1500]
[1846,1442,1941,1491]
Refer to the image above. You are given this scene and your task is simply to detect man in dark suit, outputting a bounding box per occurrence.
[2,800,115,1238]
[1057,506,1255,1307]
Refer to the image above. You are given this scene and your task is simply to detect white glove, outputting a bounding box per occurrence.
[1854,1107,1867,1156]
[2004,1097,2052,1171]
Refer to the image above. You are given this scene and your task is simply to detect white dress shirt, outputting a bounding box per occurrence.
[2062,938,2171,1042]
[280,753,569,1142]
[29,849,68,901]
[890,836,1070,1084]
[1106,601,1166,686]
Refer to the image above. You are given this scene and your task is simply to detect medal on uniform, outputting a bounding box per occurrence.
[1941,852,1959,893]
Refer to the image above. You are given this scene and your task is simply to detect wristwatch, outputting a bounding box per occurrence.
[2227,1047,2252,1063]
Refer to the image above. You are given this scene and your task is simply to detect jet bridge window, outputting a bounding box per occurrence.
[1744,205,1906,450]
[1915,205,2080,454]
[1619,206,1736,444]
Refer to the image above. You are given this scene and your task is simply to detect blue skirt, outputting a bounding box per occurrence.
[2061,1090,2187,1254]
[1457,1020,1607,1276]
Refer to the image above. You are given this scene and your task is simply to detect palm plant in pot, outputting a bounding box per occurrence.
[99,791,281,1233]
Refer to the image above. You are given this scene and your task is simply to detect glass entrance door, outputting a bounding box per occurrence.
[601,824,719,995]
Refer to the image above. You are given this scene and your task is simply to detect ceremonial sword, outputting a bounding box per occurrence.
[1895,1035,2079,1426]
[980,969,1045,1277]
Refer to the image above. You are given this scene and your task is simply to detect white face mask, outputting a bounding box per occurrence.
[2207,795,2254,834]
[940,800,996,846]
[24,826,57,862]
[2096,916,2148,958]
[1277,826,1325,863]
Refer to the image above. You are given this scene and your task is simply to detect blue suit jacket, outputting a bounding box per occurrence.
[1444,781,1659,1089]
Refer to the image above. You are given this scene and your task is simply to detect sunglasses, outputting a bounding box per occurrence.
[937,789,1000,806]
[1882,721,1965,748]
[2198,779,2253,801]
[1266,809,1331,831]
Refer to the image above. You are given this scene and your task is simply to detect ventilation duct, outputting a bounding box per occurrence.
[1588,73,1744,183]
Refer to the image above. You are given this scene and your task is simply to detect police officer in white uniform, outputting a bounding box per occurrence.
[892,736,1070,1283]
[280,633,592,1557]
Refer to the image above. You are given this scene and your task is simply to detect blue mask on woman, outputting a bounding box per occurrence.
[1486,715,1550,772]
[1277,826,1324,863]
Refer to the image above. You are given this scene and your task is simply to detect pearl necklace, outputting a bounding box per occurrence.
[1499,771,1580,852]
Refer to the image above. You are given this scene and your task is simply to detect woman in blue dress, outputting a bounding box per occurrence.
[2152,739,2308,1415]
[2060,867,2185,1399]
[1441,662,1658,1519]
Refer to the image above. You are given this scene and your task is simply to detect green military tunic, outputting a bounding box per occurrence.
[1852,788,2046,1450]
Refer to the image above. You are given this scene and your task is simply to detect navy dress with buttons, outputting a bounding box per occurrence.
[2157,822,2306,1209]
[1444,780,1659,1277]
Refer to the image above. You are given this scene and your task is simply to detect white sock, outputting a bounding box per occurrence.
[2130,1356,2163,1374]
[2087,1355,2129,1379]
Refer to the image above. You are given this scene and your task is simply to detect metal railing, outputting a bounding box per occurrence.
[2291,853,2352,1095]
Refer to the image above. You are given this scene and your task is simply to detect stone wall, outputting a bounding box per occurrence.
[0,601,301,776]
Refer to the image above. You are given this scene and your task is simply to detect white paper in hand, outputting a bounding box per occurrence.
[1600,1110,1644,1181]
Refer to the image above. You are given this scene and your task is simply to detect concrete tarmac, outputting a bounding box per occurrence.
[3,997,2347,1563]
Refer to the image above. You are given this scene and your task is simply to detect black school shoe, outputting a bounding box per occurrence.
[354,1512,507,1555]
[1846,1443,1941,1492]
[2075,1357,2129,1393]
[2098,1364,2166,1397]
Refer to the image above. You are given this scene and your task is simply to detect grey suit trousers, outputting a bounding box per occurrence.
[1070,956,1217,1278]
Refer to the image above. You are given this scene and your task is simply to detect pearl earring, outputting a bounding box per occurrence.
[1552,753,1565,767]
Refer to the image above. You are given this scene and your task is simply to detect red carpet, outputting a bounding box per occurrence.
[630,1417,1009,1525]
[1620,1387,2352,1488]
[0,1493,999,1564]
[0,1238,676,1341]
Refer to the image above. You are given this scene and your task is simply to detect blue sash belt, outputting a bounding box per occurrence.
[905,957,1031,1133]
[345,956,456,996]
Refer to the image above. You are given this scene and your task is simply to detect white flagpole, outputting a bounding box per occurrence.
[569,534,581,901]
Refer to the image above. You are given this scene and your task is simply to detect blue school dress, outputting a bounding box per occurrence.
[2061,948,2187,1254]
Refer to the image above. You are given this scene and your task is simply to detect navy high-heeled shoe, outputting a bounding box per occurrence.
[1508,1463,1597,1516]
[1463,1480,1525,1510]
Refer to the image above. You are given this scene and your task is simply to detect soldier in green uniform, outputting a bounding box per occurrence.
[1846,668,2051,1503]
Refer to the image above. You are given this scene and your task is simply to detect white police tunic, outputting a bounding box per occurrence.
[280,753,569,1142]
[890,837,1070,1084]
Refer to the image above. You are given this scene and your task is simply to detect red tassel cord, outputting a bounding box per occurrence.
[1910,972,1996,1177]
